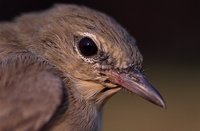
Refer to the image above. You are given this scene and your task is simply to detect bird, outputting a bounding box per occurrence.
[0,4,166,131]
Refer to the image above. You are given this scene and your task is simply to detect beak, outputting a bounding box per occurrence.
[105,68,166,108]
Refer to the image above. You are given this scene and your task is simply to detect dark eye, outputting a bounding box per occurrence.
[78,37,98,57]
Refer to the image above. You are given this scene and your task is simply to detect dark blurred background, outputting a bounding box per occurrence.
[0,0,199,130]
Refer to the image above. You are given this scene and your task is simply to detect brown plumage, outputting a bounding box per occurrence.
[0,4,165,131]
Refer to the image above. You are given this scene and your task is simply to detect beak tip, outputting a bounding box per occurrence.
[155,95,167,109]
[160,99,167,109]
[144,87,166,109]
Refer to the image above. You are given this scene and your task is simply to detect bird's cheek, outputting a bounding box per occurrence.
[95,87,121,107]
[73,80,105,100]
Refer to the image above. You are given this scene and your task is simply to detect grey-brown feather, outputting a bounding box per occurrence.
[0,54,63,131]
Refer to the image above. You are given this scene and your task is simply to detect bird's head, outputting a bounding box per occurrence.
[28,5,165,108]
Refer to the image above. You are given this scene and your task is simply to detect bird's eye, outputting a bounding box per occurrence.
[78,37,98,57]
